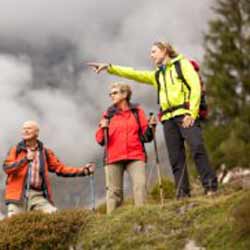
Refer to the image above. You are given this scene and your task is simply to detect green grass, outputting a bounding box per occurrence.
[0,184,249,250]
[80,189,250,250]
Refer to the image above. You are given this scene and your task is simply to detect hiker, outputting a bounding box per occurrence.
[96,83,156,213]
[3,120,96,217]
[88,41,218,197]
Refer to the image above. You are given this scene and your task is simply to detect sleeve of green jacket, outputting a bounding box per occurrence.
[181,59,201,119]
[107,64,157,88]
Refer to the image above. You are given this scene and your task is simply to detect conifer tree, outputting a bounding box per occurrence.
[203,0,250,169]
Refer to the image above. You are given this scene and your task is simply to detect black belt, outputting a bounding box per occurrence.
[160,102,189,115]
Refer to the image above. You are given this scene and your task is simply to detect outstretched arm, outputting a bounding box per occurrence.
[87,62,109,74]
[46,149,96,177]
[87,62,157,87]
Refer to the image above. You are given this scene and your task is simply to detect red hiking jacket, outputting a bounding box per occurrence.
[96,104,153,164]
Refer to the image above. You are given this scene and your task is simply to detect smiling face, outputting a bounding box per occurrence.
[150,45,167,66]
[22,121,39,141]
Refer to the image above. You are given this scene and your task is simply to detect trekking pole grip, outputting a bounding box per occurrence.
[149,112,155,122]
[149,112,157,131]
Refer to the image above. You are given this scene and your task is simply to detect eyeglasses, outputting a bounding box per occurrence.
[109,91,120,97]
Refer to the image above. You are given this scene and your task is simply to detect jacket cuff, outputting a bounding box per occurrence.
[107,64,114,73]
[142,126,154,143]
[190,110,198,119]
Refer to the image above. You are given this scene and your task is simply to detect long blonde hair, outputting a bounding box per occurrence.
[153,41,178,58]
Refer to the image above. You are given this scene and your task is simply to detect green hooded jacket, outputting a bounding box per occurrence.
[107,54,201,122]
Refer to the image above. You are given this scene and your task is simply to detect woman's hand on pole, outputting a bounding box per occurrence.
[148,113,157,128]
[99,118,109,128]
[86,62,109,74]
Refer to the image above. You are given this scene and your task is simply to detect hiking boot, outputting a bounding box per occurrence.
[176,191,191,200]
[205,190,217,197]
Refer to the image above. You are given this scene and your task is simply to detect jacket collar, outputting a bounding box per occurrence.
[16,139,44,153]
[106,102,139,118]
[157,54,184,70]
[109,102,139,111]
[169,54,183,65]
[129,102,139,111]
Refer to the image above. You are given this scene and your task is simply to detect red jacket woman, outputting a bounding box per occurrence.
[95,82,156,214]
[96,103,153,164]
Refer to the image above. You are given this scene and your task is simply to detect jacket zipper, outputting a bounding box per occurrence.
[126,115,128,158]
[170,70,174,84]
[21,166,29,202]
[162,71,173,117]
[41,150,50,201]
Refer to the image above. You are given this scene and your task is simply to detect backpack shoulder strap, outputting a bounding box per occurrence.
[15,146,21,157]
[44,148,49,161]
[155,69,161,104]
[131,108,143,142]
[106,105,118,120]
[131,108,147,159]
[174,60,191,92]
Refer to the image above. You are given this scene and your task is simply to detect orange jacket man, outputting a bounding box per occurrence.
[3,120,96,216]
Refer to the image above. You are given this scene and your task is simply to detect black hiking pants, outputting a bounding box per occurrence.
[162,115,218,197]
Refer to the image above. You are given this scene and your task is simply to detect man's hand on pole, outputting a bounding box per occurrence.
[81,162,96,176]
[86,62,109,74]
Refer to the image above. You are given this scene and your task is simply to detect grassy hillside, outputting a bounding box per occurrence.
[0,183,249,250]
[80,188,250,250]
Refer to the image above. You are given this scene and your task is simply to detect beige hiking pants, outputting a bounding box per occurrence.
[7,189,57,217]
[105,160,146,214]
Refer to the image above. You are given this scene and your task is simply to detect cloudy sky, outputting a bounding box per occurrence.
[0,0,215,188]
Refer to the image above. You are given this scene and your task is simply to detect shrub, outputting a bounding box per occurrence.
[96,202,106,214]
[232,191,250,244]
[0,209,93,250]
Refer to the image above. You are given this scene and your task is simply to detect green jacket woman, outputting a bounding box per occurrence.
[107,54,201,121]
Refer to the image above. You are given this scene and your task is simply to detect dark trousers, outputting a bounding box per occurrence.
[162,116,218,197]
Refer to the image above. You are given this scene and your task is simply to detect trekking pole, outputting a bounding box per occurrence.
[24,161,32,211]
[175,164,187,199]
[103,115,109,166]
[146,161,155,192]
[149,112,164,207]
[89,173,96,211]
